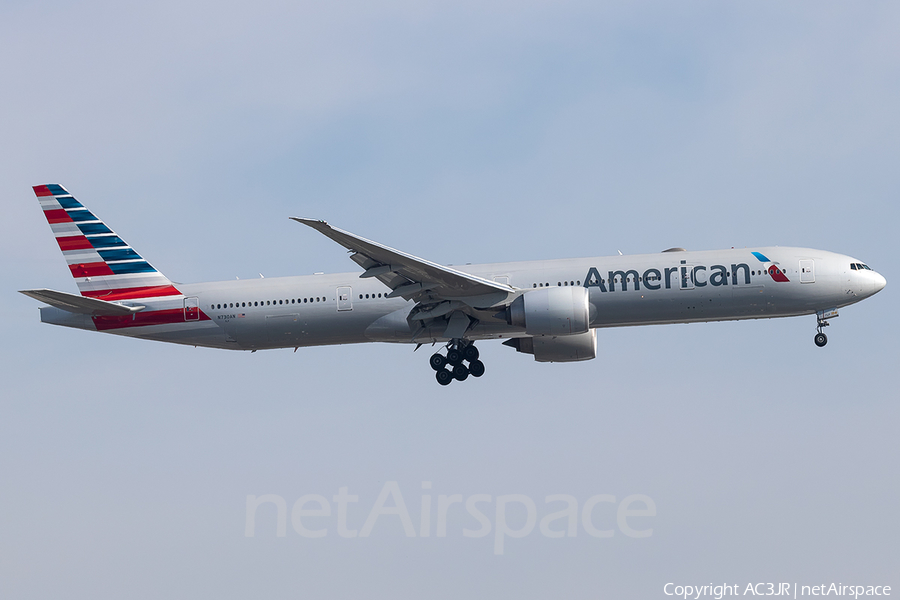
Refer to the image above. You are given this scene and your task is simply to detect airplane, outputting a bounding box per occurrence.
[21,184,886,385]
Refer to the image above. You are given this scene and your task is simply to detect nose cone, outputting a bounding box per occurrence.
[873,272,887,294]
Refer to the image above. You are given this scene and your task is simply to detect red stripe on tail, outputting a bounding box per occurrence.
[68,262,115,277]
[43,209,73,224]
[82,285,183,301]
[56,236,95,251]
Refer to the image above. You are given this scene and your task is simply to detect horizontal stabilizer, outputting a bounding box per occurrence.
[19,288,145,316]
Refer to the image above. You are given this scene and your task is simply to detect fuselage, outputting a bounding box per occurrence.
[39,246,886,351]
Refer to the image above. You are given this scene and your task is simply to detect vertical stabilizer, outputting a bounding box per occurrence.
[33,184,181,301]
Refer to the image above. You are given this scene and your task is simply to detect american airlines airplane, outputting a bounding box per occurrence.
[22,184,886,385]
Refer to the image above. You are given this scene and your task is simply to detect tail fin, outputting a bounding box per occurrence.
[33,184,181,301]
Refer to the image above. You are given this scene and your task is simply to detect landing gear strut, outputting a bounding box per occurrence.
[431,340,485,385]
[814,310,833,347]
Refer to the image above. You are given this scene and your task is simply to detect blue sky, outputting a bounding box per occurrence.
[2,2,898,598]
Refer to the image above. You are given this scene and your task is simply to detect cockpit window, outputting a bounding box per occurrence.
[851,263,857,270]
[851,262,873,271]
[862,264,871,270]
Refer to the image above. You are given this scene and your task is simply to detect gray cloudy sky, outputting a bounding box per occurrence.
[2,2,898,598]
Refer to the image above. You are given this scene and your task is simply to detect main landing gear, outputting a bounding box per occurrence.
[430,340,485,386]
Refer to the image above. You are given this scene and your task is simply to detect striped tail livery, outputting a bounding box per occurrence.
[21,184,215,345]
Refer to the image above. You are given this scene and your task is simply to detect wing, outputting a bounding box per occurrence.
[291,218,513,309]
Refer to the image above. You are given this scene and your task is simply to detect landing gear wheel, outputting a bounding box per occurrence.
[447,349,463,366]
[468,359,485,378]
[429,353,447,371]
[814,333,828,347]
[452,364,469,381]
[436,369,453,386]
[463,345,479,361]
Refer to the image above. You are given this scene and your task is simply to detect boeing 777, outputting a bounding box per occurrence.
[21,184,886,385]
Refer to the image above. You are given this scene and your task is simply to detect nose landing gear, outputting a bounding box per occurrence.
[814,308,837,347]
[430,340,485,385]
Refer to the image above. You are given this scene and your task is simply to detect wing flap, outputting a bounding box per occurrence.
[20,288,145,316]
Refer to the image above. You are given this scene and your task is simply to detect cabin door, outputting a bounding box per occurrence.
[337,286,353,311]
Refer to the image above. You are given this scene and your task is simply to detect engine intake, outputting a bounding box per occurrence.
[506,286,591,336]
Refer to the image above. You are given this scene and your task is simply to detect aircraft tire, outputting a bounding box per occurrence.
[430,353,447,371]
[436,369,453,385]
[452,364,469,381]
[469,360,485,378]
[814,333,828,347]
[447,349,463,366]
[463,345,479,361]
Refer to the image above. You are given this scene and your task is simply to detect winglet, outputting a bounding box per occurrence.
[290,217,327,227]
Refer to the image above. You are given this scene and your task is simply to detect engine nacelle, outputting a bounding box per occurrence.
[506,286,591,336]
[503,331,597,362]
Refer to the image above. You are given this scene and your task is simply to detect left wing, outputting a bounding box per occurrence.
[291,218,513,309]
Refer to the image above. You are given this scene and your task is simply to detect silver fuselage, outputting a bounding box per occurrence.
[39,246,886,351]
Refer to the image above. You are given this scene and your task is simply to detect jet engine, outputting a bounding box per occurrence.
[503,330,597,362]
[506,286,591,336]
